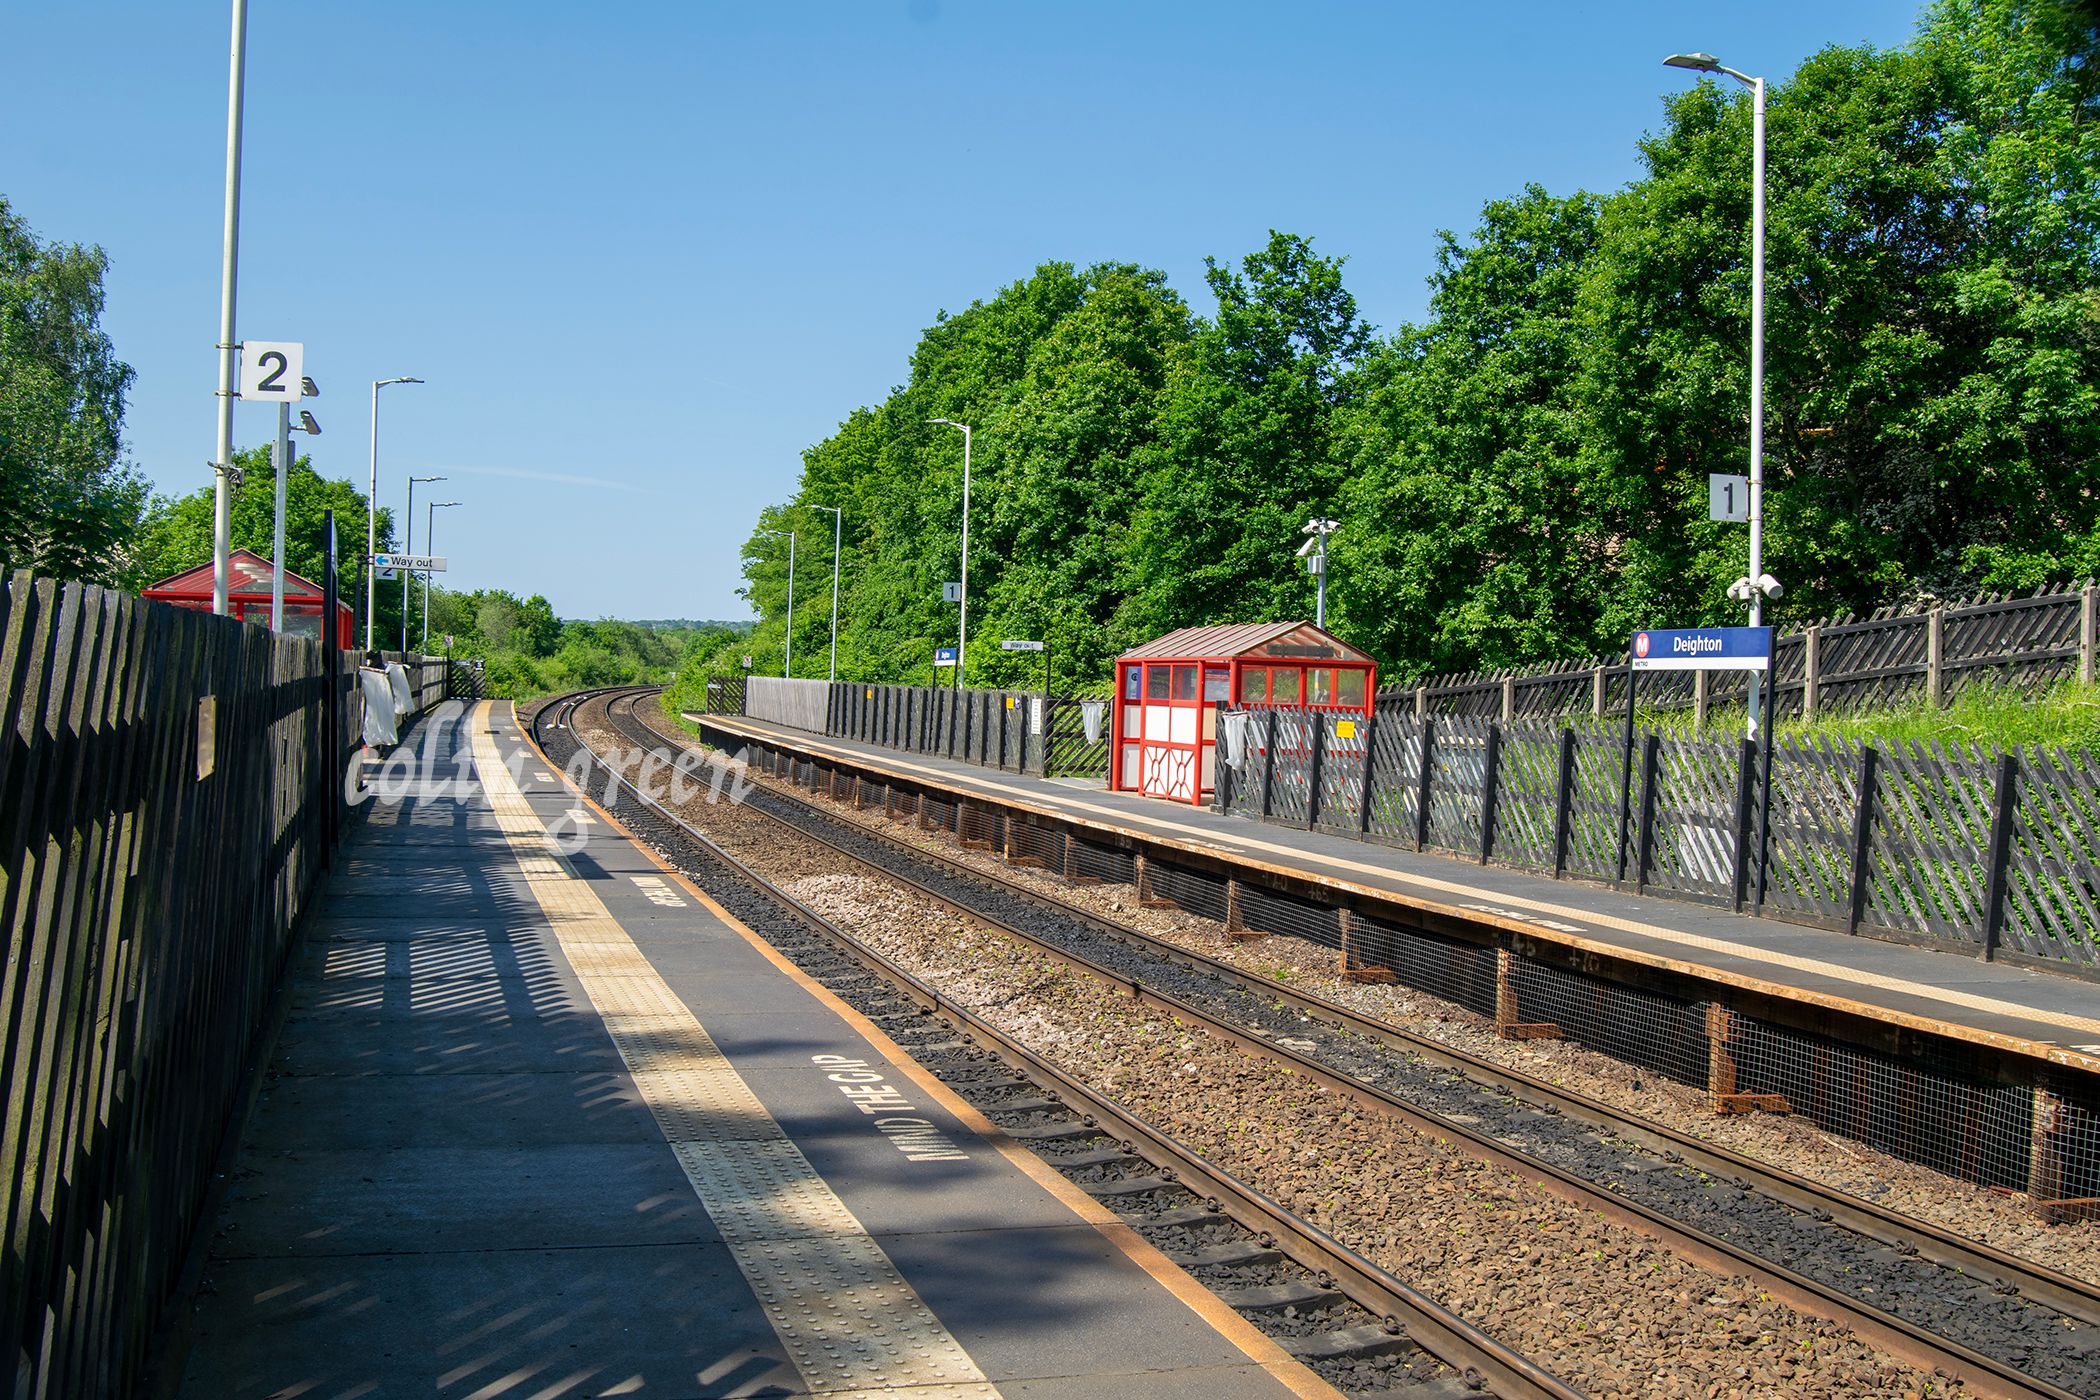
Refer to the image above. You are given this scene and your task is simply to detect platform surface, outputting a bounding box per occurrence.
[169,702,1322,1400]
[692,713,2100,1075]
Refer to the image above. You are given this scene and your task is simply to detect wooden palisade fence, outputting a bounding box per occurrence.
[0,553,443,1394]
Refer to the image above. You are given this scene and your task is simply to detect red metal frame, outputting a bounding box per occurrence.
[1109,624,1376,805]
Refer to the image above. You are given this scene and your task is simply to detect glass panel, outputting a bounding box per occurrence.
[1124,665,1141,701]
[1172,664,1197,701]
[1308,668,1333,705]
[1147,664,1170,699]
[1270,666,1302,705]
[1203,666,1229,701]
[1241,669,1269,703]
[1337,669,1367,707]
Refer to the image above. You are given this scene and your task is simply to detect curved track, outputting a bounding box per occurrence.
[559,687,2100,1399]
[529,688,1582,1400]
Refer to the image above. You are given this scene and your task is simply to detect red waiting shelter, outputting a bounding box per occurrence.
[141,548,353,647]
[1111,621,1377,804]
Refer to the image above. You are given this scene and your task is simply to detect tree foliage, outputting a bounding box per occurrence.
[703,0,2099,689]
[0,197,144,583]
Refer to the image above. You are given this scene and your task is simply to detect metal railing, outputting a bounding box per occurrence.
[1219,704,2100,974]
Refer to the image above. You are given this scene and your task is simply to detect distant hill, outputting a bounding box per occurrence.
[617,618,756,633]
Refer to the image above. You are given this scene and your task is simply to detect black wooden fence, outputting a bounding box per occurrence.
[1,566,450,1394]
[1219,704,2100,972]
[1401,582,2100,723]
[826,681,1111,779]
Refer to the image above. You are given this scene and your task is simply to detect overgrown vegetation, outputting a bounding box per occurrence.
[694,0,2099,696]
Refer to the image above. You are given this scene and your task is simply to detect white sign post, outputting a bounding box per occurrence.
[239,341,305,403]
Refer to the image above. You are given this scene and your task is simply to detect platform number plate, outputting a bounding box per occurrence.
[240,341,305,403]
[1709,473,1750,522]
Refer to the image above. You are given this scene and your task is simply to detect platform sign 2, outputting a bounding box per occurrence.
[239,341,305,403]
[933,646,958,668]
[1631,626,1772,672]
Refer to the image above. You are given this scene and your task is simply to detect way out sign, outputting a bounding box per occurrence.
[1631,626,1772,671]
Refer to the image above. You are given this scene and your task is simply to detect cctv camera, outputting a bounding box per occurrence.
[1757,574,1783,598]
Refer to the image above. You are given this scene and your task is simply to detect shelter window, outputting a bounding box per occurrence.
[1147,665,1170,699]
[1270,666,1302,705]
[1203,666,1230,702]
[1124,666,1141,701]
[1172,664,1197,701]
[1338,669,1367,707]
[1308,668,1333,705]
[1241,669,1269,704]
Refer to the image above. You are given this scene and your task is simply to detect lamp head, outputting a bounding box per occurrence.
[300,376,320,398]
[1664,52,1721,72]
[296,410,322,435]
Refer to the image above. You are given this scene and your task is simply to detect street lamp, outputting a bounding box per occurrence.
[208,0,249,618]
[423,500,460,651]
[809,505,842,681]
[271,385,322,631]
[366,375,423,650]
[929,419,972,688]
[1298,517,1339,628]
[403,474,445,651]
[1665,50,1776,737]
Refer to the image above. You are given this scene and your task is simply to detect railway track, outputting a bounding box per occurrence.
[553,687,2100,1398]
[529,688,1580,1400]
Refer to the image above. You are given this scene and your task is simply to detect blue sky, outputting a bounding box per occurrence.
[10,1,1923,620]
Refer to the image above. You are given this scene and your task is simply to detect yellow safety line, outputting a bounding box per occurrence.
[471,704,998,1399]
[698,716,2100,1052]
[519,704,1347,1400]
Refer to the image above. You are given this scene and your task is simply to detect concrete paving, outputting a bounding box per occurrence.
[170,704,1319,1400]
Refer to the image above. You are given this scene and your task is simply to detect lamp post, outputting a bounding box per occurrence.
[1299,517,1339,628]
[929,418,972,688]
[272,383,322,631]
[810,505,842,680]
[403,474,445,651]
[366,375,423,650]
[1665,50,1775,738]
[209,0,249,617]
[423,500,460,651]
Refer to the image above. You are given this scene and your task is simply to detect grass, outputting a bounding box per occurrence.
[1604,677,2100,755]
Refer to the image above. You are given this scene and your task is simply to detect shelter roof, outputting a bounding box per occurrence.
[142,548,324,601]
[1118,621,1373,664]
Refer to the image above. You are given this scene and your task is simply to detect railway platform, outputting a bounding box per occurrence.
[165,701,1335,1399]
[688,713,2100,1082]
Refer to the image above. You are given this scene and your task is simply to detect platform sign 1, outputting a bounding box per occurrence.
[933,646,958,668]
[1709,474,1751,522]
[942,582,963,603]
[1631,626,1772,671]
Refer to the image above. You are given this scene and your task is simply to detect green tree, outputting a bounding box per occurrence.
[1122,232,1372,638]
[126,444,399,637]
[0,196,144,583]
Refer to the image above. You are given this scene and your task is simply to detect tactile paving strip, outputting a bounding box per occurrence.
[470,706,1000,1398]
